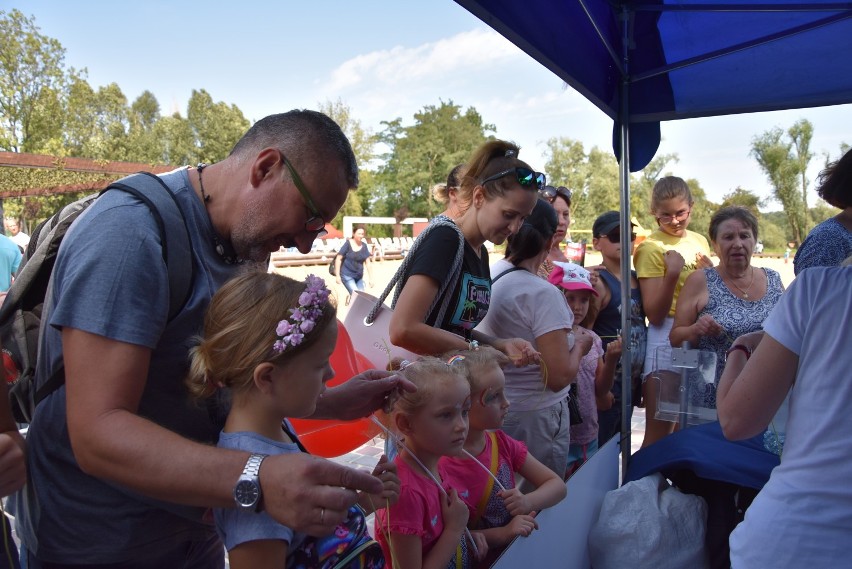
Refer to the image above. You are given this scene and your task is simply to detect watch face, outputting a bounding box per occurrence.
[234,479,260,508]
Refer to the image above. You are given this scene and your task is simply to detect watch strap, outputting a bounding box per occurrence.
[242,453,267,478]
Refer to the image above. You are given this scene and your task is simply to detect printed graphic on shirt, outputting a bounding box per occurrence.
[620,297,647,377]
[450,273,491,331]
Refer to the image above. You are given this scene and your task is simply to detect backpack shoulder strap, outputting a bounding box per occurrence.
[103,171,193,321]
[366,218,465,325]
[491,265,525,285]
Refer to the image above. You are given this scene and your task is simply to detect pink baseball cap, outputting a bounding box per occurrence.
[547,261,598,296]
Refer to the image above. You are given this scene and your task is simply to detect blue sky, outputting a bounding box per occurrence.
[7,0,851,209]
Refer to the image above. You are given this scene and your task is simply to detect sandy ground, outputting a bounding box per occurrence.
[272,251,797,322]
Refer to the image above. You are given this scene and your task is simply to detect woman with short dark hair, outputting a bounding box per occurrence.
[794,148,852,273]
[669,206,784,412]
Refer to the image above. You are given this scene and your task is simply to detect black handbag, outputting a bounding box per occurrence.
[568,383,583,425]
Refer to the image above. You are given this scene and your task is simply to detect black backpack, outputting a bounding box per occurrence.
[0,171,193,423]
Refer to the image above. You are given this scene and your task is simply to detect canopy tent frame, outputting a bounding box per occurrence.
[457,0,852,481]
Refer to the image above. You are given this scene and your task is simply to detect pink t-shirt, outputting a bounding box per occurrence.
[375,458,470,566]
[440,430,528,529]
[570,328,604,445]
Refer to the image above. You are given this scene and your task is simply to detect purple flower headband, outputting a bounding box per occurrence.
[272,274,331,354]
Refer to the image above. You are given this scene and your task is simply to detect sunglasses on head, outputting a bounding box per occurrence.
[539,185,572,205]
[603,228,637,242]
[480,167,546,191]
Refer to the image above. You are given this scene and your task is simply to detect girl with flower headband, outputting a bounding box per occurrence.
[187,271,399,569]
[439,347,566,564]
[374,357,488,569]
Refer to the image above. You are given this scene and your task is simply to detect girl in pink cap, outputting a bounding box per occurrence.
[549,262,622,475]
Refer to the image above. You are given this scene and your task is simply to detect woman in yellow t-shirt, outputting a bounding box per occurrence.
[633,176,712,447]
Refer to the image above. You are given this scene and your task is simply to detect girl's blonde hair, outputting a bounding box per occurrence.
[379,357,468,432]
[442,347,510,392]
[186,271,336,398]
[456,140,535,205]
[651,176,694,212]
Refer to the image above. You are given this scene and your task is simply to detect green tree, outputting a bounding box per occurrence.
[719,187,763,218]
[127,90,163,163]
[0,9,67,152]
[751,126,807,244]
[376,101,493,219]
[317,98,375,229]
[574,146,619,231]
[788,119,814,213]
[187,89,249,164]
[152,113,195,166]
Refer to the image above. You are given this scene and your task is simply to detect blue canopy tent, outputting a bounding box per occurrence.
[456,0,852,474]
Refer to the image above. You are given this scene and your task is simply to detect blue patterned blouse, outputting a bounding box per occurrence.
[794,217,852,275]
[696,267,785,407]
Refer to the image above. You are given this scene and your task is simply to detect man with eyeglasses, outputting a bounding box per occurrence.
[18,110,410,568]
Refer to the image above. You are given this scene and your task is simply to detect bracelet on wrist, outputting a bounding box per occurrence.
[725,344,752,362]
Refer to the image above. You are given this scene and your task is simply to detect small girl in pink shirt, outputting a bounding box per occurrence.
[440,347,566,563]
[375,357,487,569]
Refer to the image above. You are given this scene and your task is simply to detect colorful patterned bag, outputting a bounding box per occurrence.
[290,505,385,569]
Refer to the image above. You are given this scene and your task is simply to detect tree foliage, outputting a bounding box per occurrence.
[375,100,493,219]
[317,98,375,230]
[541,137,697,236]
[0,9,67,152]
[750,124,810,244]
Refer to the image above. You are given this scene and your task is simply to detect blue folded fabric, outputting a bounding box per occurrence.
[626,421,780,490]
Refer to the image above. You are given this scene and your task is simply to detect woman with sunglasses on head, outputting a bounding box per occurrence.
[388,140,543,364]
[537,185,573,279]
[633,176,713,448]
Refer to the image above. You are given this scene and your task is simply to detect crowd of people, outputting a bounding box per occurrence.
[0,112,848,569]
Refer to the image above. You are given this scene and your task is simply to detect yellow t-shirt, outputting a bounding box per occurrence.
[633,228,711,317]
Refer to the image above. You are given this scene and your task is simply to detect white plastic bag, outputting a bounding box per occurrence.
[589,473,709,569]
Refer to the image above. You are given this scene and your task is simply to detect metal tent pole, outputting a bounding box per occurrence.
[618,5,633,483]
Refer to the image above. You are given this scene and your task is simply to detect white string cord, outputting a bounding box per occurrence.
[461,448,507,492]
[370,416,479,555]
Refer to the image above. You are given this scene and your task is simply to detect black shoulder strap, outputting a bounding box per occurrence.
[33,172,193,407]
[491,265,525,285]
[103,171,193,321]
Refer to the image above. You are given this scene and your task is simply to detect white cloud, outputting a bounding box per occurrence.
[325,28,521,92]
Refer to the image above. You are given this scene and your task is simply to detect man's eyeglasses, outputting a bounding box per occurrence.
[481,167,546,191]
[539,185,572,205]
[280,152,328,238]
[656,208,691,225]
[603,229,637,243]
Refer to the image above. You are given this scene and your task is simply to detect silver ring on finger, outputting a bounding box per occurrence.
[320,507,325,524]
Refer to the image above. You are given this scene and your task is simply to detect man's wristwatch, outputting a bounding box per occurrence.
[234,453,268,511]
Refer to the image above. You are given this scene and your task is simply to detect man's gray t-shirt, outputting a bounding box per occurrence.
[17,168,243,564]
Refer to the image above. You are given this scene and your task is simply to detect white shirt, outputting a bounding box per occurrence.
[730,265,852,567]
[9,231,29,249]
[475,259,574,412]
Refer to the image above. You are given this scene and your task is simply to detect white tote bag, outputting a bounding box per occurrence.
[343,218,465,369]
[343,291,418,370]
